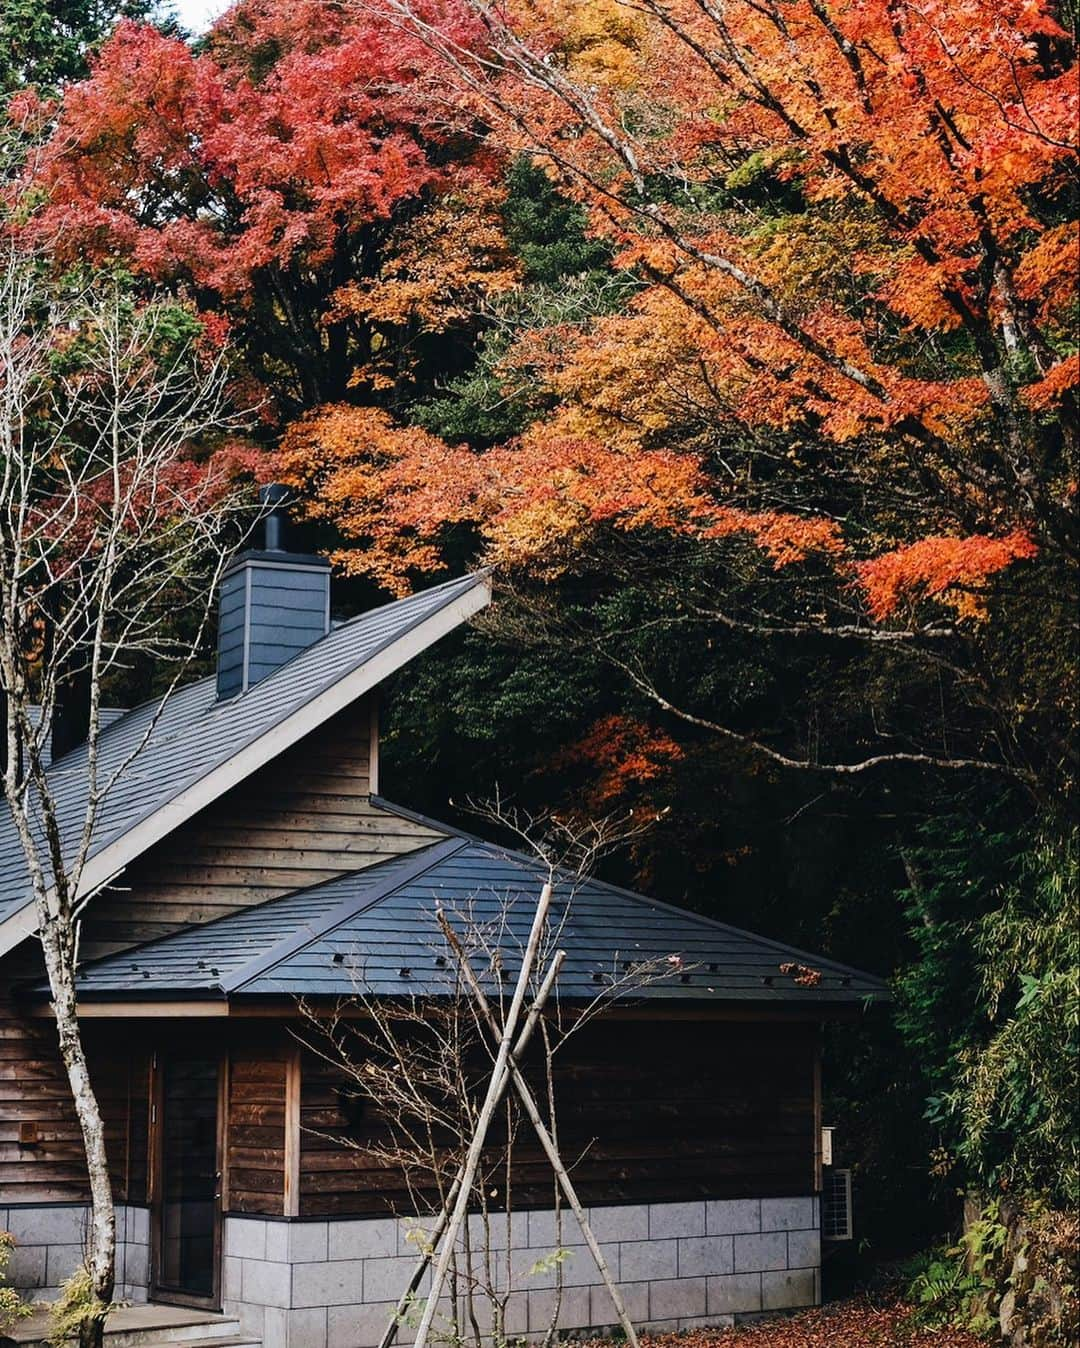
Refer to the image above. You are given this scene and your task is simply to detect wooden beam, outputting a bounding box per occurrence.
[220,1052,232,1213]
[369,696,380,797]
[72,1002,230,1018]
[283,1045,301,1218]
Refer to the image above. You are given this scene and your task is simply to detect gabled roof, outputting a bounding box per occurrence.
[0,573,491,957]
[63,819,889,1007]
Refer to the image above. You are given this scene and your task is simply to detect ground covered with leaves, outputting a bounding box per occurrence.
[581,1296,986,1348]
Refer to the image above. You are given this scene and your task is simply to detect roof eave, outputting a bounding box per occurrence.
[27,989,886,1020]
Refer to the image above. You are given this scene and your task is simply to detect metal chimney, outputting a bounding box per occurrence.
[215,484,331,699]
[260,481,291,552]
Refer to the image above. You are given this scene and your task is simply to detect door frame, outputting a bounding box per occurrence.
[148,1047,227,1310]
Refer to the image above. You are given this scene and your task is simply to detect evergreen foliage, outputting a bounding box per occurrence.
[0,0,162,93]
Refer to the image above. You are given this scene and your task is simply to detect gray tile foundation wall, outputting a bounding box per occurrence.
[1,1202,150,1304]
[223,1196,821,1348]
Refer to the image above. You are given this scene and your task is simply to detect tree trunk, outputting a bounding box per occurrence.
[42,930,115,1348]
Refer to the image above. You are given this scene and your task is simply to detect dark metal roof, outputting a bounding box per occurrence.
[67,816,889,1007]
[0,573,489,948]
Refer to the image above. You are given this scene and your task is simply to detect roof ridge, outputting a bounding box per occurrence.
[332,570,491,633]
[371,796,889,988]
[212,570,486,709]
[62,575,487,760]
[224,837,470,994]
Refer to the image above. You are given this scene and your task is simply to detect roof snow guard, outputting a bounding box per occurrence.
[62,822,889,1008]
[0,573,491,957]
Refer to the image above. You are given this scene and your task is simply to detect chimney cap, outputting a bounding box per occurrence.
[258,482,291,509]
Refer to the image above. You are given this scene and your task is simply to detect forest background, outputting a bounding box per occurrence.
[3,0,1077,1289]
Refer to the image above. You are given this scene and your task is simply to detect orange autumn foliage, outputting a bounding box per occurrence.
[278,404,848,591]
[330,181,521,390]
[274,0,1074,629]
[855,532,1040,621]
[321,0,1072,619]
[552,714,685,811]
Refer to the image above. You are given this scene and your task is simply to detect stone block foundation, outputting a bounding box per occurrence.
[2,1196,819,1345]
[223,1197,821,1348]
[1,1202,150,1304]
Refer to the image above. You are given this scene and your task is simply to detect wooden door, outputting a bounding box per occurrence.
[150,1051,224,1307]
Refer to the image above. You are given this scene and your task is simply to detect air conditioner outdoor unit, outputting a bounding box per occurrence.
[822,1166,853,1241]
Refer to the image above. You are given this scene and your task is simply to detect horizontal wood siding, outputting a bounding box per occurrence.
[0,947,149,1204]
[0,957,87,1202]
[82,698,442,957]
[298,1019,817,1217]
[225,1050,287,1216]
[1,696,446,1205]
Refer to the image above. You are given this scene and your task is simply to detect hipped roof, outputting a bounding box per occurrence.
[63,809,889,1007]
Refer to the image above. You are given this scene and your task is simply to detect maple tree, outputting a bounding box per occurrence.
[28,0,498,415]
[276,0,1077,792]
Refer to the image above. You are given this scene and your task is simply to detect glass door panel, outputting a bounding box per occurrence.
[155,1055,220,1301]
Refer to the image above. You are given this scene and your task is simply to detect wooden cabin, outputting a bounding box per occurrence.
[0,526,887,1348]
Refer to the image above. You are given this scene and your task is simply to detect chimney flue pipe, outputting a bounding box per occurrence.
[259,482,291,552]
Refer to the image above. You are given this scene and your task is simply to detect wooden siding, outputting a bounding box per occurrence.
[225,1048,287,1216]
[82,697,442,958]
[0,695,443,1205]
[2,1000,818,1217]
[0,947,149,1204]
[298,1019,818,1217]
[0,992,288,1212]
[0,949,88,1203]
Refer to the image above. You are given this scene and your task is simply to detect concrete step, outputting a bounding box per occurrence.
[168,1339,261,1348]
[3,1305,259,1348]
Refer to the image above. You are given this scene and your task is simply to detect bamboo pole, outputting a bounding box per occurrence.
[411,884,554,1348]
[377,949,566,1348]
[448,934,642,1348]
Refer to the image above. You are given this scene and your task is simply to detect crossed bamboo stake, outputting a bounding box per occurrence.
[379,881,641,1348]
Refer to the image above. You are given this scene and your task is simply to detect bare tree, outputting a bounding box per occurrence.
[297,810,674,1348]
[0,235,252,1346]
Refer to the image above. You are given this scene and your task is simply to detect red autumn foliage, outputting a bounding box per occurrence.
[552,715,685,811]
[32,0,1073,630]
[35,441,267,570]
[36,8,486,293]
[29,2,494,407]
